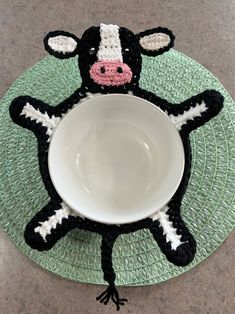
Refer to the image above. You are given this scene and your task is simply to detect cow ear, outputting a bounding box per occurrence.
[136,27,175,56]
[44,30,79,59]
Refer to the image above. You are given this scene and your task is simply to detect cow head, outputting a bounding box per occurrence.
[44,24,175,92]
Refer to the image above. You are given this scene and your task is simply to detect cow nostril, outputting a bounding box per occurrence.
[100,66,105,74]
[117,67,123,73]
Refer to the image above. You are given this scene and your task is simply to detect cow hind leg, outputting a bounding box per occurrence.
[149,205,196,266]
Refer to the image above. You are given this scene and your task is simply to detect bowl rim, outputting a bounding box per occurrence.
[48,93,185,224]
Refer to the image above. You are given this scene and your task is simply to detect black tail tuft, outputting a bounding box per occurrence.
[96,284,128,311]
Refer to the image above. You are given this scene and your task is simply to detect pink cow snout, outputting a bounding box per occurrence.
[89,60,133,86]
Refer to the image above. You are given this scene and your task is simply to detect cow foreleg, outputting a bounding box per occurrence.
[10,96,61,142]
[169,90,223,134]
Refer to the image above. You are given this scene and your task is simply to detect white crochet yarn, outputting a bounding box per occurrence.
[21,102,61,139]
[151,206,183,250]
[48,35,77,54]
[139,32,171,51]
[169,101,207,130]
[97,23,123,61]
[34,203,71,241]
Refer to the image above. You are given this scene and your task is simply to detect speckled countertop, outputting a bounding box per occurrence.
[0,1,234,313]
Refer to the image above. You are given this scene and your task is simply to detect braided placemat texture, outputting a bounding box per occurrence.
[0,50,234,286]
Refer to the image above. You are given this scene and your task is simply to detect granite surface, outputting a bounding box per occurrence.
[0,0,234,313]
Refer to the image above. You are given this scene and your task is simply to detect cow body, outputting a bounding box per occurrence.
[10,24,223,310]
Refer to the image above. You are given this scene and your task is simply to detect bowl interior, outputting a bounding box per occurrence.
[48,94,185,224]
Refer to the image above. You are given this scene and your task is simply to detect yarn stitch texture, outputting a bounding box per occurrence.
[9,24,224,311]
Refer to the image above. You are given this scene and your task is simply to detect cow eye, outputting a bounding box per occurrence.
[123,47,131,54]
[89,47,96,55]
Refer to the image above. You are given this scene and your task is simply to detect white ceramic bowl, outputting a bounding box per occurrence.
[48,94,184,224]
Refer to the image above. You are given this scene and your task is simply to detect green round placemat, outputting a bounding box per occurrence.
[0,50,234,286]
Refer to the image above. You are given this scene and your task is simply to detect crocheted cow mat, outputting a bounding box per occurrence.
[0,24,234,311]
